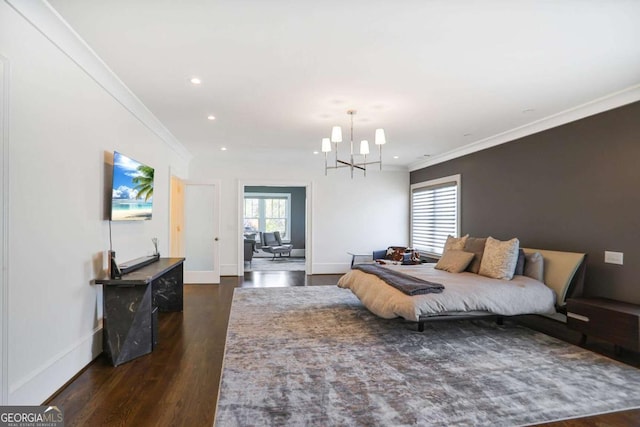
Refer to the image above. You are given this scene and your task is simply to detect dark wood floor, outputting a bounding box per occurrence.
[47,271,640,426]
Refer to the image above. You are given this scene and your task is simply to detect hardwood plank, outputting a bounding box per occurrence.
[46,272,640,426]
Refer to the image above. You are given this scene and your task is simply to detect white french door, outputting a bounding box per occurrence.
[184,181,220,284]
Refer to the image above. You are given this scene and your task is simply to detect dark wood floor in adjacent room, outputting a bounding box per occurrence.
[47,271,640,427]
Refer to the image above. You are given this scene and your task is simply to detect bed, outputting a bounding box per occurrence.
[337,248,586,331]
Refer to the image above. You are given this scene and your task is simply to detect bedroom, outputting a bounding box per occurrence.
[1,0,640,425]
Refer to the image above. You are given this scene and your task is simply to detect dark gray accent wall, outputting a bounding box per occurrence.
[411,101,640,304]
[245,186,306,249]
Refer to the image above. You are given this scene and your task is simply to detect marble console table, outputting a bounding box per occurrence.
[95,257,185,366]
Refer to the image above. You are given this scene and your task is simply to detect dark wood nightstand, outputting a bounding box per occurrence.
[567,297,640,355]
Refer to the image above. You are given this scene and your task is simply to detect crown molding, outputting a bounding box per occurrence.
[5,0,192,161]
[409,84,640,171]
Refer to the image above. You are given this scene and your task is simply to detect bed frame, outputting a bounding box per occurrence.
[416,248,587,332]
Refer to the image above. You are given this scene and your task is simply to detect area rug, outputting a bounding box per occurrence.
[245,257,306,272]
[215,286,640,426]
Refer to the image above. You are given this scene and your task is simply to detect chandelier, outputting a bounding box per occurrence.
[321,110,386,178]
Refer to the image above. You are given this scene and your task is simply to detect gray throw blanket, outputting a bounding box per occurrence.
[353,264,444,296]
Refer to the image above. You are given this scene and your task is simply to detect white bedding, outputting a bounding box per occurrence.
[337,263,556,322]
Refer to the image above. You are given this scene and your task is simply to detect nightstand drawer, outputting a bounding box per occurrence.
[567,298,640,352]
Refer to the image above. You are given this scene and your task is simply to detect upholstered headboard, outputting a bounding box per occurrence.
[522,248,586,308]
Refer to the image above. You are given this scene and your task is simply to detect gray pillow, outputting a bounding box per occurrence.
[514,249,525,276]
[435,250,475,273]
[524,252,545,282]
[463,237,487,274]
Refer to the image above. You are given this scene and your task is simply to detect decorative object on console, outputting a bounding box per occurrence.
[321,110,386,178]
[152,237,159,256]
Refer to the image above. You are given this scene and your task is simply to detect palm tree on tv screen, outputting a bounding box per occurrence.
[132,165,154,201]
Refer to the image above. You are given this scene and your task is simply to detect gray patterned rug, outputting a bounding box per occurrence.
[216,286,640,426]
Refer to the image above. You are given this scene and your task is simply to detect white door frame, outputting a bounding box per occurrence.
[1,55,10,404]
[184,180,221,284]
[237,180,312,276]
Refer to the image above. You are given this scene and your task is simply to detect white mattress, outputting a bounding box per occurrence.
[337,263,556,322]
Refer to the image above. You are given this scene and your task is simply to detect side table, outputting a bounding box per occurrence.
[567,297,640,355]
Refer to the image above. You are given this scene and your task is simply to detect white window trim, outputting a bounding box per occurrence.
[244,192,292,242]
[410,174,461,258]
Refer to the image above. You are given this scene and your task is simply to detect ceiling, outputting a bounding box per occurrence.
[47,0,640,169]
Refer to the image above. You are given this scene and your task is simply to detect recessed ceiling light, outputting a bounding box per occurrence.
[221,147,227,151]
[313,151,319,155]
[207,115,216,120]
[393,155,399,159]
[190,77,202,85]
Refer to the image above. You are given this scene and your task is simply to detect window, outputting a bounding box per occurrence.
[243,193,291,241]
[410,174,460,256]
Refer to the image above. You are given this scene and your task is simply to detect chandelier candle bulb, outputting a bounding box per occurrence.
[321,110,386,178]
[360,140,370,155]
[331,126,342,143]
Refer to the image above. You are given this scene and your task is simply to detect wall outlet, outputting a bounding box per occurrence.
[604,251,624,265]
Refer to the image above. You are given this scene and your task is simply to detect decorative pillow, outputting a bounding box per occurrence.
[463,237,487,274]
[385,246,407,262]
[402,249,422,265]
[514,249,525,275]
[443,234,469,254]
[435,250,475,273]
[478,237,520,280]
[524,252,545,282]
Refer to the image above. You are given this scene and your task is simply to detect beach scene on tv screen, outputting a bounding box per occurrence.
[111,152,154,221]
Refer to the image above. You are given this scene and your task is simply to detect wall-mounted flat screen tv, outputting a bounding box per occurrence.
[110,151,154,221]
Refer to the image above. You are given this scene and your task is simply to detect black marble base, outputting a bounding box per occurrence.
[153,263,184,312]
[103,284,154,366]
[96,258,185,366]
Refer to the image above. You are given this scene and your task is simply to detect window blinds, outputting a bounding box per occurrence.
[411,181,458,255]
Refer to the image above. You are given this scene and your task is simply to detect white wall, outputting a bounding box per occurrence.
[0,2,189,404]
[189,150,409,275]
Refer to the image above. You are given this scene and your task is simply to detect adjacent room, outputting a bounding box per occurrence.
[1,1,640,426]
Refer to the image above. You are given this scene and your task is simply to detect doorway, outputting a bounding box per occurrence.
[179,180,221,284]
[237,181,312,276]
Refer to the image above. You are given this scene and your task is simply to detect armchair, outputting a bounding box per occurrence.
[244,239,256,267]
[260,231,293,260]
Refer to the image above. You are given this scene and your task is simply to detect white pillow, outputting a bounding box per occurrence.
[478,237,520,280]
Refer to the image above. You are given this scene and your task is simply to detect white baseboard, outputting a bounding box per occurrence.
[220,264,238,276]
[9,326,102,404]
[311,263,351,275]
